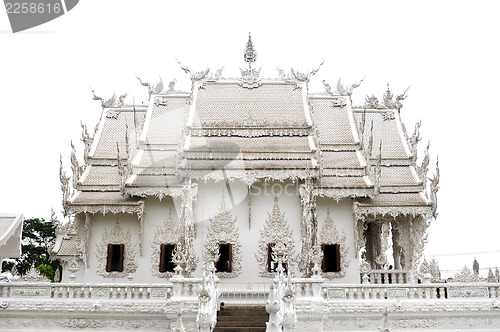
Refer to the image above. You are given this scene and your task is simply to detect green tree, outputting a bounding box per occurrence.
[1,217,61,281]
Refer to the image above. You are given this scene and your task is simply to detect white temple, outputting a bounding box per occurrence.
[2,36,499,332]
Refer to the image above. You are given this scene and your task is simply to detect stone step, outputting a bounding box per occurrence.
[213,328,266,332]
[216,320,266,327]
[214,306,268,332]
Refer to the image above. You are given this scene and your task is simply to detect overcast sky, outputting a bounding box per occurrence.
[1,1,499,277]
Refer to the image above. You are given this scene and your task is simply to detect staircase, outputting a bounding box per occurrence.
[213,305,268,332]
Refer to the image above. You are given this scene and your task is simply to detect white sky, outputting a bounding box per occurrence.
[1,0,499,277]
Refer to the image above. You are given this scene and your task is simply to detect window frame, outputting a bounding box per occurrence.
[322,243,341,273]
[106,243,124,273]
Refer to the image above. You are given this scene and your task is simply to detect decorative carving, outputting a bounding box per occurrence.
[59,319,108,329]
[382,111,395,121]
[290,61,324,83]
[322,80,337,95]
[453,266,481,283]
[117,92,128,107]
[255,196,295,278]
[337,77,364,98]
[203,195,242,278]
[430,158,440,219]
[136,75,164,96]
[151,209,179,278]
[333,98,347,107]
[70,142,83,190]
[16,263,50,282]
[176,179,199,276]
[365,94,382,109]
[318,209,350,279]
[354,219,368,259]
[59,155,71,216]
[239,67,262,89]
[90,87,118,108]
[298,179,317,277]
[417,141,430,183]
[67,257,80,273]
[408,121,421,163]
[66,203,145,218]
[95,221,138,278]
[80,121,95,163]
[244,33,257,68]
[383,83,409,112]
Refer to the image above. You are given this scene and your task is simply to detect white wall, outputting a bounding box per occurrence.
[75,181,360,284]
[316,197,360,284]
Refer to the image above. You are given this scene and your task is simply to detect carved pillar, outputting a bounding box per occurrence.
[179,179,198,276]
[84,213,91,267]
[408,215,430,281]
[354,218,367,259]
[397,215,412,280]
[375,221,390,267]
[138,209,145,256]
[391,220,402,270]
[298,180,317,277]
[364,222,383,269]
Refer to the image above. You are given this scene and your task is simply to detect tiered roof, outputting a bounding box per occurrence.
[61,49,437,222]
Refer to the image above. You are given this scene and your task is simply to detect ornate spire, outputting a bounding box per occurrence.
[244,32,257,70]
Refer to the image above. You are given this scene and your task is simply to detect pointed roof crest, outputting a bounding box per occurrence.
[244,32,257,70]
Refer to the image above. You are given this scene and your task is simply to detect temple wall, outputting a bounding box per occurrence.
[316,197,360,284]
[194,179,303,281]
[65,181,359,283]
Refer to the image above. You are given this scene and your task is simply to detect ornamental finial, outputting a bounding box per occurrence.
[244,32,257,70]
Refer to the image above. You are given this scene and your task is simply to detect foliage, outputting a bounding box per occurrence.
[1,217,61,281]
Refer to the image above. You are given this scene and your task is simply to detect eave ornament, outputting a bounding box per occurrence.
[337,77,364,98]
[202,194,242,278]
[255,195,295,278]
[96,221,138,278]
[318,209,350,279]
[136,76,164,96]
[151,209,179,278]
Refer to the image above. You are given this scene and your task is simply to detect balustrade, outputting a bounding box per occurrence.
[0,282,172,300]
[366,269,408,284]
[2,281,500,302]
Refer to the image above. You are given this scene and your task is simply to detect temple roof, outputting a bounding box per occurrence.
[0,213,24,258]
[65,69,434,217]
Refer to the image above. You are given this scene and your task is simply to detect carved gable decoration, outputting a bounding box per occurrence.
[16,263,50,282]
[255,196,295,278]
[151,209,179,278]
[96,221,138,278]
[203,196,242,278]
[319,209,350,279]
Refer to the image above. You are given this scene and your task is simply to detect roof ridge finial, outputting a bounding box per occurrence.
[244,32,257,71]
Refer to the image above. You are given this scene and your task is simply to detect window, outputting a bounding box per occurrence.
[106,244,124,272]
[267,243,287,273]
[322,244,340,272]
[216,243,232,273]
[159,244,176,273]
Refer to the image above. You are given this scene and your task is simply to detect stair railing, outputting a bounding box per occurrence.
[197,263,219,332]
[266,243,297,332]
